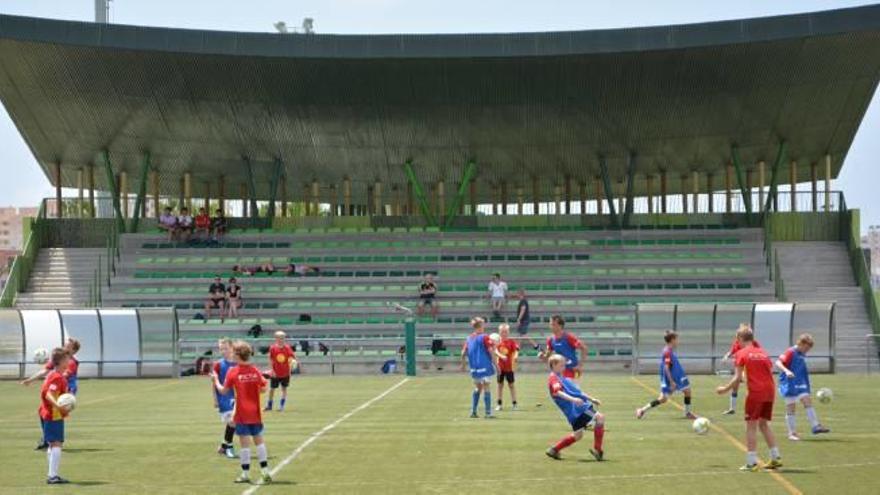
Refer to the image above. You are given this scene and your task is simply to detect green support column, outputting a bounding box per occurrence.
[444,160,477,227]
[267,158,283,219]
[403,159,436,226]
[405,317,416,376]
[129,151,151,233]
[763,141,788,214]
[622,152,637,228]
[100,150,126,233]
[730,145,752,215]
[243,156,259,222]
[598,155,619,228]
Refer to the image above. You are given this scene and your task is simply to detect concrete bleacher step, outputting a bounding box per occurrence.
[15,248,107,309]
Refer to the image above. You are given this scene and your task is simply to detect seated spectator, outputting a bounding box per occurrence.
[177,207,194,242]
[158,207,178,240]
[285,263,319,276]
[194,207,212,241]
[488,272,508,318]
[212,209,227,242]
[232,263,275,276]
[417,274,439,318]
[204,275,226,318]
[226,277,242,318]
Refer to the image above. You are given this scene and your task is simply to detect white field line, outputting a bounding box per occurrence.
[242,377,409,495]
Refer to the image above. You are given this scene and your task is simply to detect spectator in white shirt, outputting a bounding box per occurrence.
[487,273,508,318]
[158,207,178,240]
[177,207,194,242]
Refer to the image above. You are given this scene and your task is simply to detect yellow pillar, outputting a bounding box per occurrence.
[436,180,444,219]
[343,177,352,216]
[758,161,766,213]
[183,172,192,211]
[660,170,667,214]
[646,174,654,214]
[76,168,84,218]
[790,160,798,212]
[88,164,96,218]
[692,170,699,213]
[531,176,540,215]
[204,181,211,212]
[810,162,817,213]
[681,175,689,214]
[374,180,383,216]
[553,184,562,215]
[120,170,129,218]
[311,180,320,216]
[516,186,524,215]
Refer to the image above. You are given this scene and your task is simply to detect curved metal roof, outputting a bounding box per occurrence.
[0,5,879,202]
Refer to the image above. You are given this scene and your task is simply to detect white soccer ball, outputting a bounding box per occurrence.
[33,348,49,364]
[692,417,710,435]
[816,388,833,404]
[57,393,76,412]
[489,333,501,344]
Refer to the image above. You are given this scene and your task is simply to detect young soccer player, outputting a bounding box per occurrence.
[494,323,519,411]
[721,323,761,415]
[460,317,497,418]
[39,348,72,484]
[716,327,783,472]
[775,333,830,440]
[22,338,80,451]
[636,330,697,420]
[545,354,605,462]
[212,341,272,484]
[540,315,586,379]
[213,338,237,458]
[265,331,295,412]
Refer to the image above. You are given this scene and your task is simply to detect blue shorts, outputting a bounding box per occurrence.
[660,376,690,395]
[42,419,65,443]
[235,423,264,437]
[68,378,78,395]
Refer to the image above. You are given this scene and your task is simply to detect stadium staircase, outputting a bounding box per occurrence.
[14,248,105,309]
[776,242,880,372]
[99,225,773,373]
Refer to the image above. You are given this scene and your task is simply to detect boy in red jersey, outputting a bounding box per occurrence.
[22,338,81,451]
[721,324,761,415]
[212,341,272,484]
[716,327,782,472]
[39,348,73,484]
[265,331,296,412]
[494,324,519,411]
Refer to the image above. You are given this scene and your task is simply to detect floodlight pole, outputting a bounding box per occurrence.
[403,159,436,226]
[101,150,126,233]
[129,151,151,233]
[730,145,752,215]
[622,151,637,228]
[444,160,477,227]
[598,155,619,228]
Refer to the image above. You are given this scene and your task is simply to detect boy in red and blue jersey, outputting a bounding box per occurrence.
[39,348,72,484]
[213,341,272,484]
[775,333,829,440]
[545,353,605,462]
[22,338,81,451]
[460,317,497,418]
[540,315,586,379]
[212,338,237,458]
[636,331,697,420]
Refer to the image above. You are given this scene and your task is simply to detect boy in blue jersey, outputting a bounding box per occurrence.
[212,339,237,458]
[539,315,587,379]
[775,333,830,441]
[460,317,497,418]
[545,354,605,461]
[636,331,697,420]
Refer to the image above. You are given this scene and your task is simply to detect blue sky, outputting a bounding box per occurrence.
[0,0,878,229]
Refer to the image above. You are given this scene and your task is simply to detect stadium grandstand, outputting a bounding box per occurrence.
[0,3,879,377]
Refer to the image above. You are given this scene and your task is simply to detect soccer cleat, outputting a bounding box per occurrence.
[46,476,69,484]
[739,464,760,472]
[512,404,518,411]
[278,406,285,412]
[494,405,502,411]
[225,447,237,459]
[545,447,561,460]
[234,473,251,484]
[764,458,783,470]
[589,449,604,461]
[684,412,697,420]
[35,442,48,451]
[217,445,227,455]
[263,405,273,412]
[484,413,495,419]
[722,408,736,415]
[812,425,830,434]
[787,433,801,441]
[635,408,645,419]
[470,412,479,418]
[260,471,272,484]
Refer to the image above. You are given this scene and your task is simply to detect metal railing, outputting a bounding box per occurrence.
[839,201,880,350]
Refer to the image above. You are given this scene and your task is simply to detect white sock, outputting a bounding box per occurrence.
[769,447,781,460]
[746,451,758,465]
[257,444,268,464]
[805,407,820,428]
[730,394,737,410]
[49,446,61,478]
[785,413,797,434]
[47,448,54,478]
[239,447,251,471]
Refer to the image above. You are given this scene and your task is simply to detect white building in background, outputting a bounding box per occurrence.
[0,206,39,250]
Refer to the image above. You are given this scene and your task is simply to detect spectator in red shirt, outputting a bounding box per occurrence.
[494,324,520,411]
[212,341,272,484]
[716,327,782,472]
[194,207,212,241]
[265,331,296,412]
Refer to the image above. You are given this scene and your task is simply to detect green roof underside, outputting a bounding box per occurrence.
[0,5,879,203]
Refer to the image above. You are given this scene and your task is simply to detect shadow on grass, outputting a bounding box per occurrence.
[777,468,818,474]
[65,448,113,453]
[69,481,109,486]
[803,437,851,444]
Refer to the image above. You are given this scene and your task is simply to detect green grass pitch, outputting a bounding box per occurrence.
[2,373,879,494]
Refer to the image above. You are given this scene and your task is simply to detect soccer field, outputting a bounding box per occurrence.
[2,373,879,495]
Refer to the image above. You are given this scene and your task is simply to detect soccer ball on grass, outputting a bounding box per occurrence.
[816,388,833,404]
[692,417,710,435]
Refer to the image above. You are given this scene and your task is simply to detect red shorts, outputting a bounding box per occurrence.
[563,368,581,379]
[744,395,774,422]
